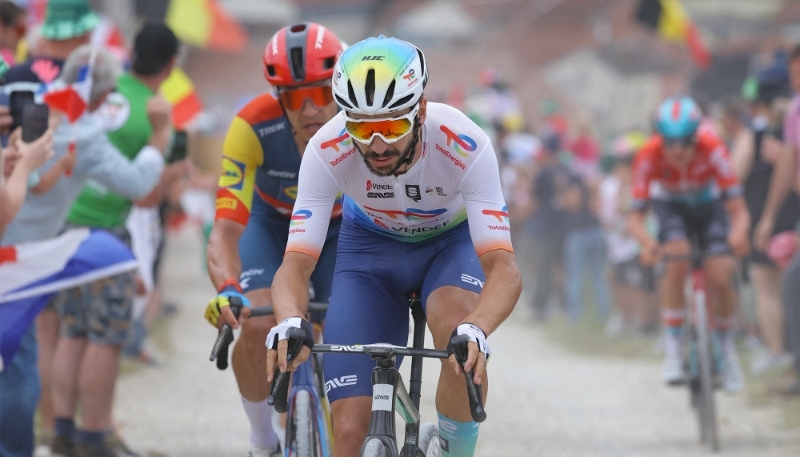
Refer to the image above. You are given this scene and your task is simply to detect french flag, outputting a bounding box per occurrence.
[0,229,137,371]
[43,63,93,123]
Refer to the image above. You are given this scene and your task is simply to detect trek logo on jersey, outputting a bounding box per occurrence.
[290,209,312,226]
[325,375,358,393]
[425,186,446,196]
[482,207,510,222]
[440,125,477,157]
[219,157,245,190]
[461,274,484,288]
[364,206,447,220]
[321,129,353,152]
[257,122,286,137]
[406,185,421,202]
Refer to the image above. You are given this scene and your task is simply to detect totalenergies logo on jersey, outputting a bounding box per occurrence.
[365,206,446,220]
[440,125,477,157]
[220,157,245,190]
[482,206,510,222]
[321,129,353,152]
[290,209,312,226]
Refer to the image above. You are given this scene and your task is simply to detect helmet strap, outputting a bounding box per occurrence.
[398,114,421,169]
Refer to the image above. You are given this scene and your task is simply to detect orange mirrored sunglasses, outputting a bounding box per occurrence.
[277,85,334,111]
[344,105,419,144]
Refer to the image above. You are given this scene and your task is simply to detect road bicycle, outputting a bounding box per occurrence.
[270,297,486,457]
[209,297,332,457]
[665,243,721,452]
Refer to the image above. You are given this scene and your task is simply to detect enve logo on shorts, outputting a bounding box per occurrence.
[325,374,357,393]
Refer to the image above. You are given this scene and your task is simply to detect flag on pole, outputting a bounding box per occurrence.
[160,67,203,131]
[635,0,711,69]
[0,229,137,371]
[43,62,93,123]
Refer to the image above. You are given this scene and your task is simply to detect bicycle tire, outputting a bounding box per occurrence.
[694,297,720,451]
[293,390,317,457]
[361,439,388,457]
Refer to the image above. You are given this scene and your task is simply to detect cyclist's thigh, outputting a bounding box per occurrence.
[238,211,288,299]
[323,276,408,403]
[695,200,731,257]
[420,222,485,305]
[652,200,690,245]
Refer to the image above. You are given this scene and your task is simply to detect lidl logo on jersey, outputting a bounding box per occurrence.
[290,209,312,226]
[220,157,245,190]
[440,125,477,157]
[321,128,353,152]
[482,206,510,222]
[283,185,298,200]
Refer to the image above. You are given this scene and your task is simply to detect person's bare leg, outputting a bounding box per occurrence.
[331,397,371,457]
[750,263,785,355]
[703,256,737,319]
[35,309,60,435]
[77,343,121,431]
[51,337,88,419]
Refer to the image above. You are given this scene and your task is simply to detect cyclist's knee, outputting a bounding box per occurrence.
[332,397,371,451]
[663,261,690,282]
[239,315,277,355]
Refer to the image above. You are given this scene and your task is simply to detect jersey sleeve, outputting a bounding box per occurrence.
[214,116,263,225]
[284,147,341,260]
[460,143,514,256]
[631,146,655,211]
[707,141,743,199]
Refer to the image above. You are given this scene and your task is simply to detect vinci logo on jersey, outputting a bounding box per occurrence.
[321,128,353,152]
[290,209,312,226]
[440,125,477,157]
[365,206,447,220]
[219,157,245,190]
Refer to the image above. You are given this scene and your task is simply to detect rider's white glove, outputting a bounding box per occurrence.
[265,316,314,350]
[451,322,491,362]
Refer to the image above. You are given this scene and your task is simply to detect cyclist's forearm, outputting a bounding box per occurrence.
[206,220,245,289]
[761,143,798,222]
[468,249,522,336]
[271,252,316,321]
[725,196,750,236]
[627,210,654,246]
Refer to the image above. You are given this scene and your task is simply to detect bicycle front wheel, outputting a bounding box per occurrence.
[293,390,317,457]
[361,439,388,457]
[694,298,720,451]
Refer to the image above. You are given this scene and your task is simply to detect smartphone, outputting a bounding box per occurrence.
[9,90,35,134]
[168,130,188,163]
[22,103,50,143]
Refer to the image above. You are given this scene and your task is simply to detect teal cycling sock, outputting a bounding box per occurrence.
[437,413,480,456]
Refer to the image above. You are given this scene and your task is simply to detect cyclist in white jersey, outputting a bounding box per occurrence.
[264,36,522,456]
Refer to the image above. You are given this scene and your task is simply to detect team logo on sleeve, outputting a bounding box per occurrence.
[321,128,353,152]
[482,207,510,231]
[290,209,312,226]
[220,157,245,190]
[440,125,477,157]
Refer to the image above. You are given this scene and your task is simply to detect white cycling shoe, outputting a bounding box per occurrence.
[661,352,685,385]
[248,446,281,457]
[720,345,744,393]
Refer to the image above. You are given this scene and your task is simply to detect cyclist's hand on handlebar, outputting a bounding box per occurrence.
[265,317,314,381]
[639,240,661,266]
[447,323,491,385]
[204,285,251,329]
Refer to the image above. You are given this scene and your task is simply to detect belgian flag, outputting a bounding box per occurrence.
[635,0,711,69]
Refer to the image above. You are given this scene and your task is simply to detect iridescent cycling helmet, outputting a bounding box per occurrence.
[332,35,428,115]
[263,22,344,87]
[654,96,702,140]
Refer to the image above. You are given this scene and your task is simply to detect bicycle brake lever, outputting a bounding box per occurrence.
[268,327,306,413]
[450,334,487,423]
[209,296,245,370]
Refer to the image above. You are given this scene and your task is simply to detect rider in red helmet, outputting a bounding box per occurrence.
[204,22,344,456]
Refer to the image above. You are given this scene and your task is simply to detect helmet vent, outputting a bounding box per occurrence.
[365,69,376,106]
[388,94,413,110]
[290,47,305,82]
[381,79,396,108]
[323,57,335,70]
[347,80,358,108]
[335,94,353,110]
[266,65,276,77]
[417,48,427,88]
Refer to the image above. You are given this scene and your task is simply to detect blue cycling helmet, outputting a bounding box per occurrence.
[654,96,701,140]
